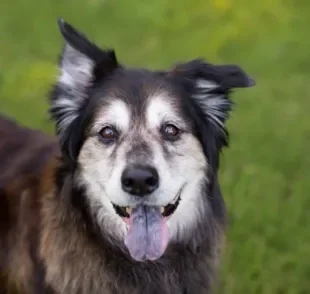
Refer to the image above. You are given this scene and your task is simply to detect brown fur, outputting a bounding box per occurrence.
[0,116,58,293]
[0,115,225,293]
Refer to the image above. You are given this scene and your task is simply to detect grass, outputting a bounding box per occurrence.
[1,0,309,292]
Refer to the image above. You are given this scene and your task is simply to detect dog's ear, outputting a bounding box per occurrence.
[169,59,255,133]
[168,59,255,170]
[50,18,119,136]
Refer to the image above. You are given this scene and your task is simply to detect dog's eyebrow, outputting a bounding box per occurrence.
[146,95,188,129]
[91,99,131,132]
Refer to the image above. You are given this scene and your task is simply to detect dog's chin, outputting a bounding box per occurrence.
[110,192,182,262]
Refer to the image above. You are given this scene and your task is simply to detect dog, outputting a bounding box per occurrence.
[0,18,255,293]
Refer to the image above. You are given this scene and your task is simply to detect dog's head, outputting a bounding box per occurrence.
[50,19,255,262]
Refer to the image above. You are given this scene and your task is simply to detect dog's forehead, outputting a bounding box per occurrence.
[92,69,186,128]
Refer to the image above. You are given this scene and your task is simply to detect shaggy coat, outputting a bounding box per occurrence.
[0,19,255,294]
[0,115,223,293]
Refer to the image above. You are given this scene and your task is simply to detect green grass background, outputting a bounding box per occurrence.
[0,0,309,293]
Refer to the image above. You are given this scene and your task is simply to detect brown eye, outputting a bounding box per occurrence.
[99,126,118,144]
[162,124,180,140]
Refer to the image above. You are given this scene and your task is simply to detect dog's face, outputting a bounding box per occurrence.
[77,72,210,261]
[50,19,255,262]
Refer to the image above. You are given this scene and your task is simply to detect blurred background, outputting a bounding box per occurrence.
[0,0,309,293]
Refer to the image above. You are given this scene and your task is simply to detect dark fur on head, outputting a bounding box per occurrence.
[0,18,255,294]
[50,19,254,169]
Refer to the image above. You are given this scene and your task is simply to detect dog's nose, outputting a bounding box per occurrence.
[121,165,159,196]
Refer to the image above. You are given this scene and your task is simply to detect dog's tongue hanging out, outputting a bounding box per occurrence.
[124,205,169,261]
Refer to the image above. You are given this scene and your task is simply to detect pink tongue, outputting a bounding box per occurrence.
[124,205,169,261]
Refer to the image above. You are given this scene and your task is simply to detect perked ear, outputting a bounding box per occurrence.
[50,18,119,135]
[170,59,255,133]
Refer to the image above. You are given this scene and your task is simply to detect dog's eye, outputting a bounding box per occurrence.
[162,124,180,140]
[99,126,118,143]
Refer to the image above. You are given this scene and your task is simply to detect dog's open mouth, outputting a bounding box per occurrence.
[111,191,182,262]
[112,193,181,220]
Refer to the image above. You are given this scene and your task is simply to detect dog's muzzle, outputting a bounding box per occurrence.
[112,164,182,262]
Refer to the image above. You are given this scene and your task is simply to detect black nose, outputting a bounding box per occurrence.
[121,165,159,196]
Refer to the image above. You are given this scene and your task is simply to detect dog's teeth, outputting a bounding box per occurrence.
[126,207,132,215]
[160,207,165,214]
